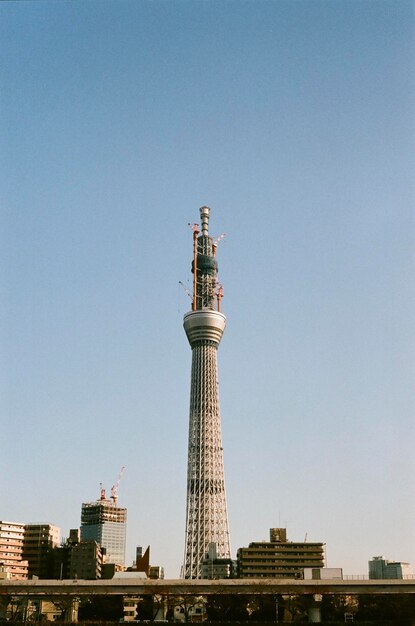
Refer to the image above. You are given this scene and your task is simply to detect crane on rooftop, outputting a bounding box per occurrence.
[111,466,125,506]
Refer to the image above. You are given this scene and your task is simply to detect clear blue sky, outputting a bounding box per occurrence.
[1,0,414,578]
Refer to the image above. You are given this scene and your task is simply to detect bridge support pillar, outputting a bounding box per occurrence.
[307,594,322,623]
[67,597,79,623]
[308,606,322,622]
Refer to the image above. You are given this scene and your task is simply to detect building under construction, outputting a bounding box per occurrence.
[80,469,126,566]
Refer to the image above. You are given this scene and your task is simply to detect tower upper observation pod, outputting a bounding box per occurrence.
[182,206,231,579]
[185,205,226,347]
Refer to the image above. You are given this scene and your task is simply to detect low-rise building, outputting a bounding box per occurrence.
[304,567,343,580]
[369,556,412,579]
[237,527,324,579]
[69,539,103,580]
[50,529,104,580]
[114,572,148,622]
[201,542,234,579]
[149,565,164,579]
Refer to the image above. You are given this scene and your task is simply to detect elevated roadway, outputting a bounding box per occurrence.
[1,578,415,597]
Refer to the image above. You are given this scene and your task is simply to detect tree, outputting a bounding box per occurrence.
[205,594,251,621]
[78,594,124,621]
[246,595,280,621]
[321,595,357,622]
[135,594,153,620]
[164,593,206,623]
[356,593,415,625]
[135,594,165,621]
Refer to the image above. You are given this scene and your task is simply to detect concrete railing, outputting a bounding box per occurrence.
[344,574,415,580]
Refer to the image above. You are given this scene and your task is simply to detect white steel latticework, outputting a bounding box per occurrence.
[182,206,231,579]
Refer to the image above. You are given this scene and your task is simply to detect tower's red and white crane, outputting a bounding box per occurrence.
[188,223,200,311]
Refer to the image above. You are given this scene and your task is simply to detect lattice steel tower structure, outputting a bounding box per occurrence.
[182,206,231,579]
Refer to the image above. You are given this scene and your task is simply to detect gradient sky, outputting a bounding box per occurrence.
[1,0,414,578]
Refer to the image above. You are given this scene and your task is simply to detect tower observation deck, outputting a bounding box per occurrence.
[182,206,231,579]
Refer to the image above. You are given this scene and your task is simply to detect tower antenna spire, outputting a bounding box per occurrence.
[199,205,210,236]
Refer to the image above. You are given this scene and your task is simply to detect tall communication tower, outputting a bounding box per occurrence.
[182,206,231,579]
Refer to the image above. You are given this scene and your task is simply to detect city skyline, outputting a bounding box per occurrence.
[2,1,414,578]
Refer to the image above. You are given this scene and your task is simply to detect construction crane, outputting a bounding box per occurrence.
[212,232,226,255]
[188,223,200,310]
[110,466,125,506]
[179,281,193,301]
[216,283,224,312]
[188,223,199,234]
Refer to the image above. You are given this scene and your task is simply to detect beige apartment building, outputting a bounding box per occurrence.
[23,524,60,578]
[237,527,324,579]
[0,521,28,579]
[69,539,103,580]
